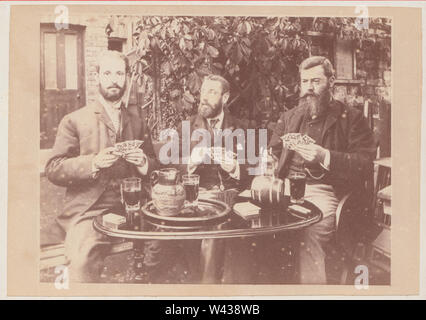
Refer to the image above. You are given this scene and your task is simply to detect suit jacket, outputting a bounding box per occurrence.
[45,100,157,232]
[176,110,252,190]
[269,99,377,198]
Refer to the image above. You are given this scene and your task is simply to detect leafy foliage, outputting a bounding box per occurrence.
[120,16,390,139]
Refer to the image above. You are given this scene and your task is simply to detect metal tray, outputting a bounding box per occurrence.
[141,198,231,228]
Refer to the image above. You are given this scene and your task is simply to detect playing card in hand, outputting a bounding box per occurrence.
[114,140,143,156]
[280,133,315,150]
[210,147,237,162]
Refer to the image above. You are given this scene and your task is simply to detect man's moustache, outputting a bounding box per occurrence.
[299,93,319,99]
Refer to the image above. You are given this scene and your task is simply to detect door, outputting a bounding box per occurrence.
[40,23,86,149]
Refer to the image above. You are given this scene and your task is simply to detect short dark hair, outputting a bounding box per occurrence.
[299,56,335,78]
[95,50,129,73]
[203,74,230,94]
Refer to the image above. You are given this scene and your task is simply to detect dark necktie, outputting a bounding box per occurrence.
[116,109,122,140]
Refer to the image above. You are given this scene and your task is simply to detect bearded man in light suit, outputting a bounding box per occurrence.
[46,50,158,282]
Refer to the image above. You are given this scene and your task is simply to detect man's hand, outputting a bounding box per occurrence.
[123,148,147,168]
[294,144,327,165]
[93,146,120,170]
[124,148,148,175]
[190,146,210,165]
[187,147,210,173]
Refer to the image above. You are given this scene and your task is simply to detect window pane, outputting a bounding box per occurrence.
[335,40,354,79]
[43,33,57,89]
[65,34,78,89]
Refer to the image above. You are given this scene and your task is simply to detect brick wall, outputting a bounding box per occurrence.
[332,38,391,157]
[357,40,391,103]
[333,41,391,107]
[81,16,110,105]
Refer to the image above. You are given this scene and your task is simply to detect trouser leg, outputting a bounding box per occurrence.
[263,232,298,284]
[142,239,202,283]
[287,182,339,284]
[200,239,224,284]
[64,217,112,283]
[222,236,273,284]
[142,240,178,283]
[222,237,255,284]
[298,214,336,284]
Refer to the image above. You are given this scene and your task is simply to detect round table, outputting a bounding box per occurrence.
[93,195,322,283]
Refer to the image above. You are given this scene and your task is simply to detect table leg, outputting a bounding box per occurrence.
[200,239,225,284]
[133,240,146,283]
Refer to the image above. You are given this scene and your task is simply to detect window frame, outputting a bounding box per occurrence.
[40,23,86,92]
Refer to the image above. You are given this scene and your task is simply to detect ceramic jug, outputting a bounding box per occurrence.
[150,168,186,216]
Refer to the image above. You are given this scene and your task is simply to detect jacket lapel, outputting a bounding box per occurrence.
[190,110,238,149]
[190,114,209,149]
[121,107,137,140]
[192,114,209,132]
[93,100,142,142]
[93,100,116,134]
[320,100,340,144]
[221,110,236,131]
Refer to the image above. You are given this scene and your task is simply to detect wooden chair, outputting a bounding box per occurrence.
[334,100,390,284]
[334,187,381,284]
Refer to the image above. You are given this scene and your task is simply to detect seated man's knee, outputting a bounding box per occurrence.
[64,219,112,282]
[301,215,336,244]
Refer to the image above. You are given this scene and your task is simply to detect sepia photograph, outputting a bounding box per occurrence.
[38,11,392,286]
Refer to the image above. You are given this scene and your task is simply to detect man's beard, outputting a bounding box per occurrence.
[99,83,126,102]
[198,100,222,118]
[299,90,330,118]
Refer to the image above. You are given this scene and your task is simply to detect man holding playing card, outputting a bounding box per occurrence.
[171,74,252,282]
[45,50,158,282]
[268,56,377,284]
[181,74,250,192]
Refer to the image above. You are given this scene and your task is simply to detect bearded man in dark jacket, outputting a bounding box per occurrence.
[223,56,376,284]
[270,56,376,284]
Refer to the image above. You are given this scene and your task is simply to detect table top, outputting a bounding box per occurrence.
[93,196,322,240]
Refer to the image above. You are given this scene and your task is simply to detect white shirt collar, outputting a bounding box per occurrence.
[98,94,122,112]
[98,95,123,131]
[207,110,224,129]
